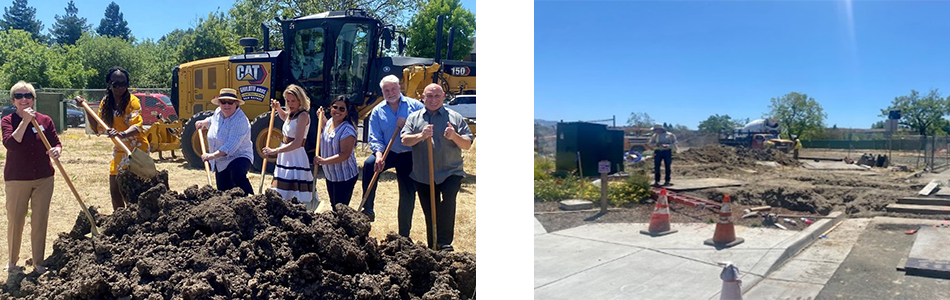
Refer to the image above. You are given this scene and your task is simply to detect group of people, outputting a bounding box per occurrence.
[1,68,473,276]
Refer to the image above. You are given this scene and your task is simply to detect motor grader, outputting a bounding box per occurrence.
[168,9,476,171]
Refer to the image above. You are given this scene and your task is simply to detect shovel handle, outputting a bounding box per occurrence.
[357,126,401,210]
[197,128,213,187]
[77,99,132,156]
[311,110,324,203]
[427,137,438,250]
[259,106,276,194]
[30,119,99,235]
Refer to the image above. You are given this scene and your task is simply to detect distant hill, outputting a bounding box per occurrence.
[534,119,559,127]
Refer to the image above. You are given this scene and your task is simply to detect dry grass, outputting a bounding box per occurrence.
[0,128,475,273]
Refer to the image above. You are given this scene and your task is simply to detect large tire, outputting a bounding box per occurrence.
[181,110,215,169]
[250,112,285,173]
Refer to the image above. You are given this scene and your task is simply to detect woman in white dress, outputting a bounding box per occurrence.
[262,84,319,210]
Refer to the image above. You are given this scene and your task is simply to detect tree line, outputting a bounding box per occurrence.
[0,0,475,93]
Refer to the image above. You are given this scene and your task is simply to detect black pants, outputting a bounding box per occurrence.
[415,175,462,247]
[215,157,254,195]
[327,175,358,209]
[362,151,416,236]
[654,149,672,183]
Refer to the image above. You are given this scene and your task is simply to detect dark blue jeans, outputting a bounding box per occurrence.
[415,175,462,247]
[215,157,254,195]
[654,149,672,183]
[327,175,358,209]
[362,151,416,236]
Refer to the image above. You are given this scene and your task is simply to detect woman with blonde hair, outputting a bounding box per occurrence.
[2,81,61,273]
[262,84,320,210]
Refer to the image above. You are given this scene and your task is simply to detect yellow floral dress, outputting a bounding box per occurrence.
[98,95,149,175]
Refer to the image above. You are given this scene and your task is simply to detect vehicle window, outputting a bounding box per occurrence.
[330,23,371,101]
[159,96,171,105]
[195,69,203,89]
[145,97,159,107]
[291,27,326,104]
[209,67,217,89]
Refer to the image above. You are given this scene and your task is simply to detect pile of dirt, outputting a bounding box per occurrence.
[678,144,800,167]
[3,171,475,299]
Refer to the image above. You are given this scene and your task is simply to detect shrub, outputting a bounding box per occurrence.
[535,155,555,180]
[534,178,575,202]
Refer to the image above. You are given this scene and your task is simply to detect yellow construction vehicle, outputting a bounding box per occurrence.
[169,9,475,171]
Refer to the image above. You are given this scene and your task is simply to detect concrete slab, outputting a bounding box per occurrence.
[897,197,950,206]
[800,160,867,170]
[559,199,594,211]
[905,226,950,277]
[765,259,842,284]
[665,178,744,191]
[534,233,641,288]
[535,250,736,300]
[554,223,799,250]
[535,217,547,235]
[742,279,824,300]
[933,186,950,198]
[918,179,941,196]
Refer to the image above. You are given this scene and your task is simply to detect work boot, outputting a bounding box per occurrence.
[663,181,673,186]
[652,181,661,187]
[361,209,376,222]
[439,244,455,252]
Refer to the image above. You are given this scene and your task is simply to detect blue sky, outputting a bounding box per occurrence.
[535,0,950,129]
[22,0,475,41]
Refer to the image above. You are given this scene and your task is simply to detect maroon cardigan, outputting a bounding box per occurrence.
[2,112,61,181]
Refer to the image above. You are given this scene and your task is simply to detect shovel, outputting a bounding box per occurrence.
[197,128,213,187]
[258,105,276,194]
[427,136,438,250]
[311,107,325,204]
[356,126,400,211]
[76,98,157,178]
[30,119,101,236]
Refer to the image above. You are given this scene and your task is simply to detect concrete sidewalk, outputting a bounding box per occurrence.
[534,212,842,300]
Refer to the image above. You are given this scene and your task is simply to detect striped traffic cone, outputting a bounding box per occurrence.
[719,262,743,300]
[704,194,744,248]
[640,188,678,236]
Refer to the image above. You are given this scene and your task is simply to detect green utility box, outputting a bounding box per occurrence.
[555,122,624,177]
[34,92,66,133]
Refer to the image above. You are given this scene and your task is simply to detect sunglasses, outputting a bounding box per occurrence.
[331,105,347,112]
[110,81,129,88]
[13,93,34,99]
[219,100,236,105]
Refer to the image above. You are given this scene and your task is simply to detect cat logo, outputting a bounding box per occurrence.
[236,64,267,84]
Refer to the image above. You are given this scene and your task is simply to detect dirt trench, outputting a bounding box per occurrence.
[3,171,475,299]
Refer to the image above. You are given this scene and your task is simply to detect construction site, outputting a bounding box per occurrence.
[534,120,950,299]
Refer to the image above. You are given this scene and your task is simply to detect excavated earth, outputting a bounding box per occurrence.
[2,171,475,299]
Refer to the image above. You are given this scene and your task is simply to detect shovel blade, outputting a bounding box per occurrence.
[129,148,158,178]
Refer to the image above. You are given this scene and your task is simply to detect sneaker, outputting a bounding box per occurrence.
[652,182,661,187]
[439,244,455,252]
[663,182,673,186]
[361,210,376,222]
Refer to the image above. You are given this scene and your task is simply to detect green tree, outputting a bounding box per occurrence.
[51,0,90,45]
[698,114,741,135]
[767,92,827,139]
[879,89,948,144]
[0,29,47,88]
[74,34,141,89]
[177,12,241,63]
[405,0,475,60]
[626,112,654,128]
[871,120,885,129]
[230,0,424,53]
[45,43,96,88]
[1,0,43,41]
[96,2,130,39]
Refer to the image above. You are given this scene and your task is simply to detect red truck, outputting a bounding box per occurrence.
[134,93,178,125]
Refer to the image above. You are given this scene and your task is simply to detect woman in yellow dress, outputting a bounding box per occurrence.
[77,67,149,210]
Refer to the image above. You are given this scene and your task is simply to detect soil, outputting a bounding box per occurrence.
[2,170,475,299]
[537,145,950,234]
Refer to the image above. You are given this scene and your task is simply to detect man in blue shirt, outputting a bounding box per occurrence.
[361,75,424,234]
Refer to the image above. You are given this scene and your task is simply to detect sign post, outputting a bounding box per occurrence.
[599,160,610,214]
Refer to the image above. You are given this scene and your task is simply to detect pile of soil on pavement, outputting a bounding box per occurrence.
[3,170,475,299]
[677,144,800,167]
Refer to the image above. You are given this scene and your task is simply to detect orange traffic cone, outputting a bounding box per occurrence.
[704,194,745,248]
[640,188,678,237]
[719,262,743,300]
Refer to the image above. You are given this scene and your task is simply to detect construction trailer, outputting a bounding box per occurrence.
[555,122,624,177]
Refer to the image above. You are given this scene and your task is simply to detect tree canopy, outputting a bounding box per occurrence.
[96,2,130,40]
[406,0,475,60]
[626,112,655,128]
[880,89,948,137]
[51,0,89,45]
[698,114,742,135]
[766,92,827,139]
[1,0,43,41]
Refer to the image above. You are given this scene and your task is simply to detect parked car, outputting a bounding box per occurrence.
[134,93,178,124]
[2,104,85,128]
[446,94,475,120]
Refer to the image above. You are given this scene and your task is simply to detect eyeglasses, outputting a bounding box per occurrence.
[219,101,236,105]
[13,93,34,99]
[110,81,129,88]
[331,105,346,112]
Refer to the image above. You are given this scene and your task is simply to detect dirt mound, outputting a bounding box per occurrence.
[3,170,475,299]
[678,144,800,166]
